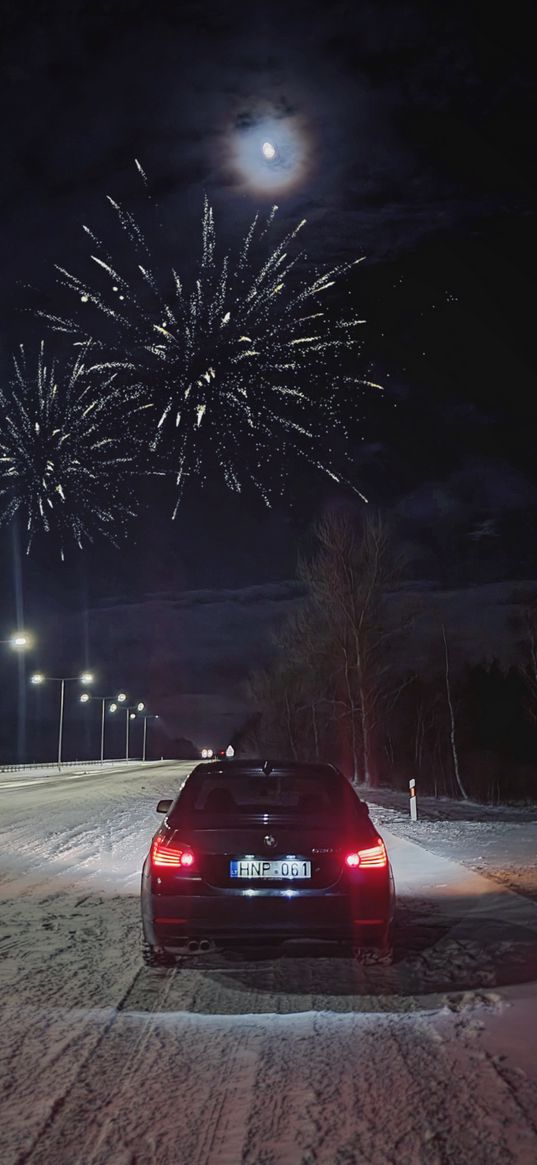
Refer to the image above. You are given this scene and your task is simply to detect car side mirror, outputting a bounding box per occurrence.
[156,799,172,814]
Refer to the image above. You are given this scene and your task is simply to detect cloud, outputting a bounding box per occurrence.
[60,581,307,745]
[1,0,532,326]
[397,460,537,527]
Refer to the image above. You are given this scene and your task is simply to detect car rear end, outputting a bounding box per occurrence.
[141,762,395,963]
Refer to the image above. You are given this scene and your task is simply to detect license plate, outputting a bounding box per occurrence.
[230,858,311,880]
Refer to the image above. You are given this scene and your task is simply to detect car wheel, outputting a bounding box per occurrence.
[352,943,394,966]
[352,925,394,966]
[142,941,175,968]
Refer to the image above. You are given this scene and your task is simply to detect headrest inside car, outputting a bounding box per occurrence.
[203,787,236,812]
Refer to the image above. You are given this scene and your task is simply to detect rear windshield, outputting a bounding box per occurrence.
[170,768,361,820]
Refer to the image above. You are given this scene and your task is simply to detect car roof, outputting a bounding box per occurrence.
[189,759,347,780]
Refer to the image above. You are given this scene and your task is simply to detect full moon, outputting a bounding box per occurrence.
[230,113,309,193]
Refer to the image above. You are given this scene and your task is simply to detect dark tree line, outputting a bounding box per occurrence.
[236,510,537,803]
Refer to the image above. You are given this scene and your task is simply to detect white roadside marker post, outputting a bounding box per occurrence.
[409,778,418,822]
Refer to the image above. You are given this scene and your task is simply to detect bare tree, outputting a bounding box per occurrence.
[274,601,337,760]
[246,664,302,758]
[441,623,469,800]
[243,509,406,782]
[509,597,537,725]
[296,509,402,785]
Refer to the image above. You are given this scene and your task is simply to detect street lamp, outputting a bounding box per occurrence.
[80,692,127,763]
[31,671,95,766]
[4,632,34,764]
[2,631,34,651]
[110,698,144,759]
[108,693,127,713]
[140,713,159,762]
[126,703,145,760]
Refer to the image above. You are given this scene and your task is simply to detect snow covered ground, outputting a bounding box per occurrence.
[0,759,161,791]
[1,762,537,1164]
[360,785,537,903]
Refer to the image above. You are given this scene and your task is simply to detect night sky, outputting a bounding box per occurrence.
[0,0,535,752]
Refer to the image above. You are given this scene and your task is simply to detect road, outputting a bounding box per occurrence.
[1,761,537,1164]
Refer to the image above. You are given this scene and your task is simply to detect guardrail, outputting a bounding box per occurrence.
[0,758,135,773]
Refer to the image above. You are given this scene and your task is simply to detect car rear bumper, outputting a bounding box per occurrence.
[142,884,392,949]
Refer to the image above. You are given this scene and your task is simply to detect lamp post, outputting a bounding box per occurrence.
[109,698,144,760]
[141,714,159,762]
[3,633,34,764]
[31,671,94,766]
[80,691,126,762]
[126,703,145,760]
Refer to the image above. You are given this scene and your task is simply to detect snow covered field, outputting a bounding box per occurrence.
[360,786,537,903]
[1,762,537,1164]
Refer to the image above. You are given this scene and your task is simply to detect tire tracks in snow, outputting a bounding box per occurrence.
[14,964,266,1165]
[11,964,151,1165]
[6,961,537,1165]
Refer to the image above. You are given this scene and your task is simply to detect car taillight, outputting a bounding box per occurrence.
[151,837,196,870]
[345,839,387,869]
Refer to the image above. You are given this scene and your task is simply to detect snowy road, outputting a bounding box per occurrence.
[1,762,537,1164]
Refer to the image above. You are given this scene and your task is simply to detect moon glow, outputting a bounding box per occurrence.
[231,114,309,194]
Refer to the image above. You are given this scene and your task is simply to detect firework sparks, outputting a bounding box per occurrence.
[0,341,148,556]
[41,173,380,510]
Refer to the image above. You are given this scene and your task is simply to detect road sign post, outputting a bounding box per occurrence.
[409,778,418,821]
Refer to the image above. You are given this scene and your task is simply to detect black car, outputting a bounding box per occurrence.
[141,759,395,965]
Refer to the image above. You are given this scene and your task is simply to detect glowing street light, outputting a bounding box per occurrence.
[80,691,127,762]
[140,713,159,762]
[125,701,144,759]
[30,671,95,765]
[3,632,35,765]
[3,631,33,651]
[110,698,145,759]
[108,692,126,713]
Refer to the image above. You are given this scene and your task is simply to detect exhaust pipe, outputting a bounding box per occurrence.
[199,939,212,952]
[187,939,200,952]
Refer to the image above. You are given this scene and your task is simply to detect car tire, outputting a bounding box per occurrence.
[352,943,394,966]
[142,941,175,968]
[352,925,394,966]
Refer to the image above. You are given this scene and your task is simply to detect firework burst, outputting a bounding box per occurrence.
[41,166,381,511]
[0,341,148,556]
